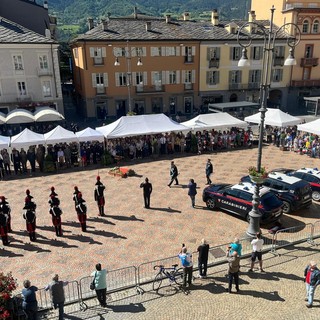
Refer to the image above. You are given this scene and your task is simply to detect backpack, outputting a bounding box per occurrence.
[180,254,190,267]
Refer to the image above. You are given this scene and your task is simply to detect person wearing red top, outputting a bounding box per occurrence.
[304,261,320,308]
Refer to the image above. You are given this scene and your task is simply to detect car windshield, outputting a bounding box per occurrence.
[260,192,282,210]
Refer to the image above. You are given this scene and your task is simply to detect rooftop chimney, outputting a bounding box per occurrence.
[133,6,138,19]
[165,14,171,23]
[43,0,48,9]
[87,18,94,30]
[211,9,219,26]
[248,10,256,23]
[183,12,190,21]
[101,19,108,31]
[146,21,151,32]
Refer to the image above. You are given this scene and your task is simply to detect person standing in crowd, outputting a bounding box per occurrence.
[0,203,9,245]
[2,149,11,175]
[178,245,193,289]
[49,195,63,237]
[75,193,87,232]
[45,274,68,319]
[36,146,45,172]
[23,198,37,242]
[27,146,36,173]
[197,239,209,278]
[304,261,320,308]
[11,148,21,175]
[91,263,107,307]
[20,148,28,174]
[140,177,153,209]
[205,159,213,185]
[187,179,197,208]
[168,161,179,187]
[21,279,38,320]
[0,196,11,233]
[229,238,242,256]
[248,232,264,272]
[94,176,106,216]
[226,250,240,293]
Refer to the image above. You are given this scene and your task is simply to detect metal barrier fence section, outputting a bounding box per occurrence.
[312,221,320,244]
[80,266,137,300]
[272,224,313,254]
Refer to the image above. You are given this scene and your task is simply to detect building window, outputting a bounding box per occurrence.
[151,47,162,56]
[302,20,309,33]
[303,68,311,80]
[206,71,219,85]
[169,71,177,84]
[166,47,177,56]
[17,81,26,96]
[229,70,242,84]
[73,48,78,59]
[184,46,194,63]
[135,47,144,57]
[248,70,261,89]
[42,81,52,97]
[272,69,283,82]
[135,72,144,85]
[169,97,176,115]
[39,55,48,69]
[116,72,127,86]
[184,97,193,114]
[230,47,241,60]
[152,71,162,86]
[13,55,23,70]
[313,20,319,33]
[305,45,313,58]
[252,46,262,60]
[90,47,106,65]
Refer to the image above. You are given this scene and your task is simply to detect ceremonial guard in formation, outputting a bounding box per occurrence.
[50,186,58,198]
[73,186,81,210]
[23,196,37,242]
[0,196,10,245]
[94,176,106,216]
[49,188,63,237]
[0,196,11,233]
[75,192,87,232]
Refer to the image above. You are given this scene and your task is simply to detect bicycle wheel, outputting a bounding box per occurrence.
[152,272,163,291]
[173,268,184,286]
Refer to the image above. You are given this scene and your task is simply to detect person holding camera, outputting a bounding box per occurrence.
[178,245,193,289]
[140,177,152,209]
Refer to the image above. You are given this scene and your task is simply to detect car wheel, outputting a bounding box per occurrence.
[312,191,320,202]
[206,198,216,209]
[246,214,250,222]
[282,201,291,214]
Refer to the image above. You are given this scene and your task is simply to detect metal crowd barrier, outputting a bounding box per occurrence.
[271,223,313,254]
[311,220,320,244]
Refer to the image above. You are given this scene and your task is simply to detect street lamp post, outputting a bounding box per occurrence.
[114,40,143,114]
[237,6,300,236]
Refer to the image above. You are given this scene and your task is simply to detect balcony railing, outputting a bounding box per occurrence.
[16,95,32,102]
[93,57,104,65]
[273,57,284,66]
[37,67,53,76]
[184,56,194,63]
[291,79,320,87]
[248,82,260,90]
[300,58,319,67]
[184,83,193,90]
[96,86,106,94]
[229,83,244,90]
[136,85,164,93]
[209,59,220,68]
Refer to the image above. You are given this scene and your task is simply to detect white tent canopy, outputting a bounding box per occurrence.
[0,135,10,149]
[34,107,65,122]
[96,114,190,138]
[10,128,45,149]
[245,108,301,127]
[0,112,6,124]
[75,127,105,142]
[297,119,320,135]
[181,113,248,130]
[44,125,78,144]
[6,109,34,124]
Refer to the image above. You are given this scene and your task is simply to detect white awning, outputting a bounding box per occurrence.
[34,107,65,122]
[76,127,104,142]
[6,109,34,124]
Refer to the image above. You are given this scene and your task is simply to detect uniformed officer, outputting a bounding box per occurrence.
[49,195,63,237]
[94,176,106,216]
[0,196,12,233]
[73,186,81,210]
[23,198,36,241]
[50,186,58,198]
[24,190,37,212]
[0,204,9,245]
[75,193,87,232]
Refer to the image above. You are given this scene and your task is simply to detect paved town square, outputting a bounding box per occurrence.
[1,144,319,290]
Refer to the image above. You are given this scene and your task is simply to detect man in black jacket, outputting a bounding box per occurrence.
[168,161,179,187]
[140,177,153,208]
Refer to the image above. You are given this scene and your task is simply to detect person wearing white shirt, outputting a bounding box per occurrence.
[248,232,264,272]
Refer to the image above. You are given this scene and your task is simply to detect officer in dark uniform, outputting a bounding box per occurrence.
[23,198,36,241]
[167,161,179,187]
[49,186,58,198]
[0,203,9,245]
[94,176,106,216]
[75,193,87,232]
[49,195,63,237]
[0,196,12,232]
[140,177,153,208]
[24,190,37,212]
[73,186,81,210]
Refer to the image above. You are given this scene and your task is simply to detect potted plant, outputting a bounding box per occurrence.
[248,166,268,184]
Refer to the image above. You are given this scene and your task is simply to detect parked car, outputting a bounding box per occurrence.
[241,172,313,214]
[202,182,283,224]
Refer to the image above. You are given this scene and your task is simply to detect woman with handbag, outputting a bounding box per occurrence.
[91,263,107,307]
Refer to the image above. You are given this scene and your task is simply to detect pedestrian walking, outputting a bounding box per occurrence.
[21,279,38,320]
[75,193,87,232]
[91,263,107,307]
[140,177,153,208]
[45,274,68,320]
[94,176,106,216]
[229,237,242,256]
[49,196,63,237]
[178,245,193,289]
[187,179,197,208]
[23,198,37,242]
[167,161,179,187]
[226,250,240,293]
[304,261,320,308]
[205,159,213,184]
[197,239,209,278]
[248,232,264,272]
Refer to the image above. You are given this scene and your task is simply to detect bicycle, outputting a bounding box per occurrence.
[152,264,184,291]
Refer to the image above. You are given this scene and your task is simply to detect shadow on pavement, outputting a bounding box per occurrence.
[9,241,51,253]
[238,290,285,301]
[88,229,127,239]
[0,248,24,257]
[87,217,116,225]
[62,234,103,245]
[103,215,144,222]
[149,207,181,213]
[107,302,146,313]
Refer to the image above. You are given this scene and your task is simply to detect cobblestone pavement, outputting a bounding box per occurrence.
[1,145,319,290]
[41,241,320,320]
